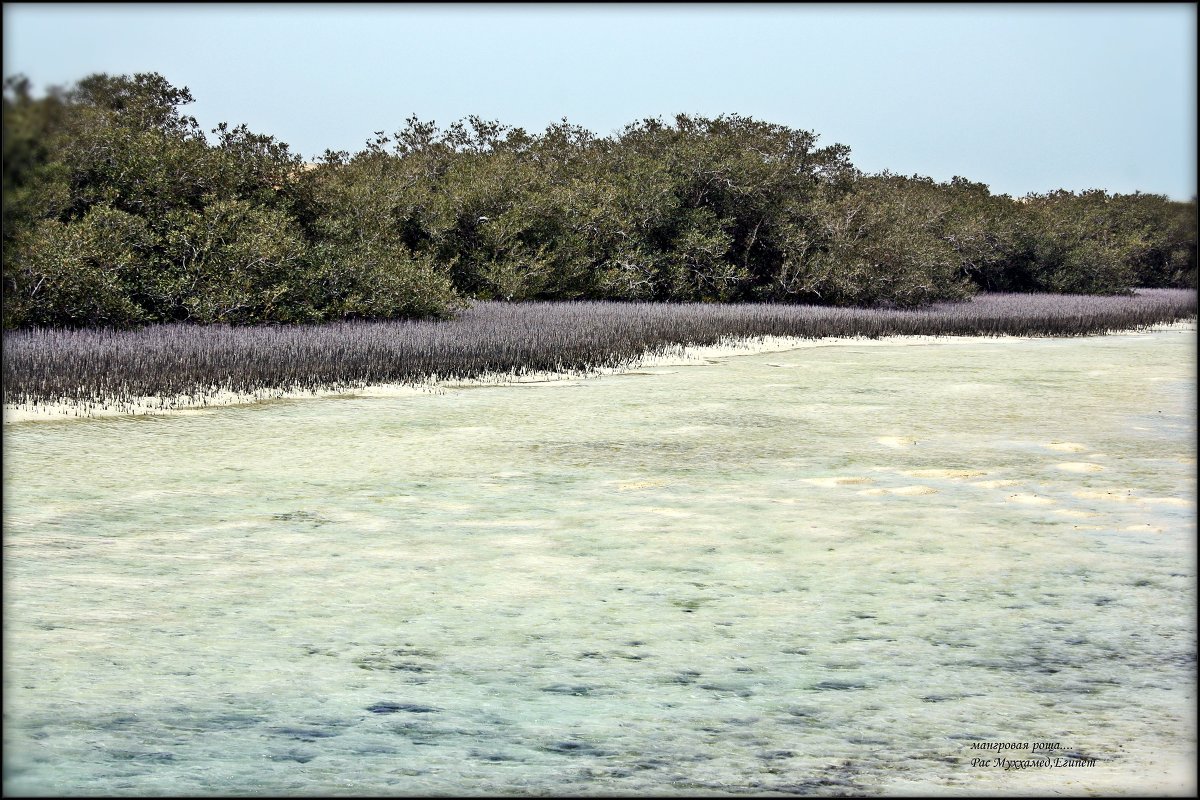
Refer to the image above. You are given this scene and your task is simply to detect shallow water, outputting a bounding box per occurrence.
[3,330,1196,796]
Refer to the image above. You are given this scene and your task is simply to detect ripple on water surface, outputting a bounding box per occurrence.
[3,330,1196,795]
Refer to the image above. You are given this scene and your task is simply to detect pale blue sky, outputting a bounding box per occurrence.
[3,3,1196,199]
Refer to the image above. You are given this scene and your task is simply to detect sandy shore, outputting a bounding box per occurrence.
[5,321,1194,424]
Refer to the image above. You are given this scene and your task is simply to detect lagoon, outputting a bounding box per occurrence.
[3,328,1195,795]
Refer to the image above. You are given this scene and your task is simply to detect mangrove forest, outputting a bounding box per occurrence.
[3,71,1197,331]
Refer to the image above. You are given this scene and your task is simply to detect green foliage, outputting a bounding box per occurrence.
[1016,190,1138,294]
[781,175,973,307]
[1108,193,1197,289]
[158,198,312,323]
[301,141,461,318]
[5,204,153,327]
[609,114,856,301]
[2,72,461,327]
[3,71,1196,331]
[3,76,71,247]
[935,176,1032,292]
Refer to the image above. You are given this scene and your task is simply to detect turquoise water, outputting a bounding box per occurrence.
[3,330,1196,795]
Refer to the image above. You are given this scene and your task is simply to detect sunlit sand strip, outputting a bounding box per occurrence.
[1073,489,1143,504]
[644,507,694,517]
[876,435,919,448]
[1111,319,1198,334]
[1045,441,1090,453]
[615,479,672,491]
[1006,493,1055,505]
[1140,496,1195,508]
[633,332,1027,368]
[1069,491,1193,509]
[971,478,1022,489]
[449,519,558,529]
[5,323,1194,422]
[1055,461,1106,473]
[858,485,938,496]
[900,468,988,479]
[2,382,437,423]
[800,476,874,487]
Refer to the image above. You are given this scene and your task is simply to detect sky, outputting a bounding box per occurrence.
[3,3,1196,200]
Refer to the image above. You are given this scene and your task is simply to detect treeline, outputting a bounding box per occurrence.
[3,72,1196,329]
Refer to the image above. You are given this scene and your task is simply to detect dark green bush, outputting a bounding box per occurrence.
[5,204,153,327]
[3,71,1195,330]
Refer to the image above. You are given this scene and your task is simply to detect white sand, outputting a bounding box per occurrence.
[800,476,875,487]
[1055,461,1107,473]
[1045,441,1090,453]
[859,485,939,496]
[902,468,989,479]
[1006,493,1056,506]
[2,382,437,424]
[877,435,920,448]
[1073,489,1143,504]
[971,479,1022,489]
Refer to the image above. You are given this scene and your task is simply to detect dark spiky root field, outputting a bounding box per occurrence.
[3,290,1196,412]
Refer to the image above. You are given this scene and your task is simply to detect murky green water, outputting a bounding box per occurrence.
[3,330,1196,796]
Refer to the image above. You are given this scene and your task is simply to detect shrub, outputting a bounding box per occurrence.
[5,204,154,328]
[3,72,1196,331]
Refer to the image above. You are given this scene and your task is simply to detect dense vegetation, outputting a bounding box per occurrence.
[3,72,1196,329]
[4,290,1194,411]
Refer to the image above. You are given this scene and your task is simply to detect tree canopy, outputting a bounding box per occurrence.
[3,72,1195,329]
